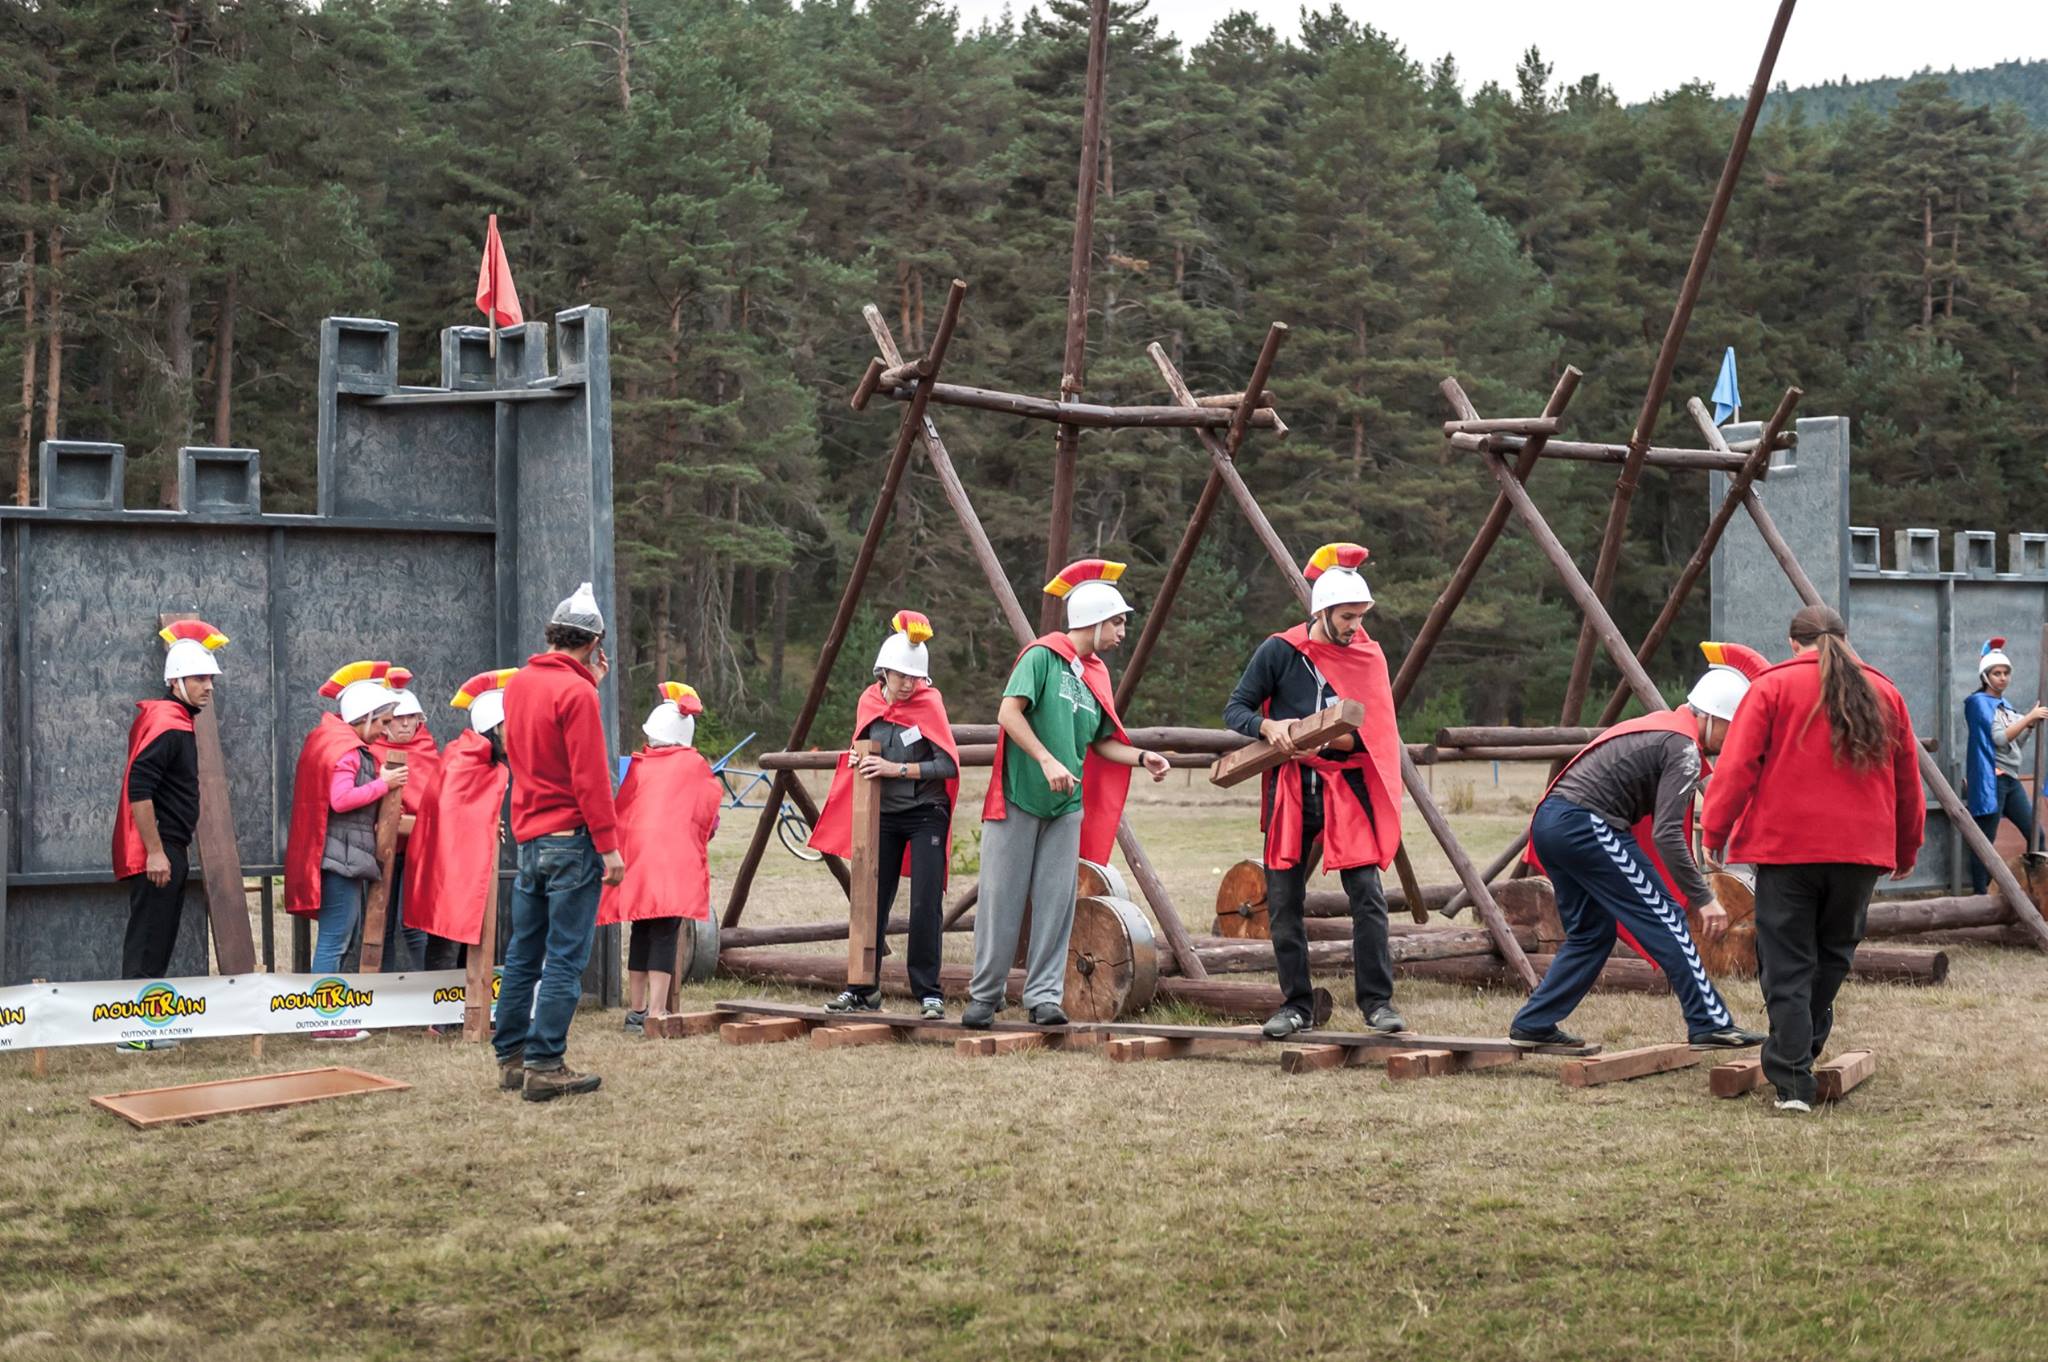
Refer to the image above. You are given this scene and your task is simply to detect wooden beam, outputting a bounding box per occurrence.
[356,752,406,974]
[158,612,257,975]
[1815,1049,1876,1102]
[718,1017,809,1046]
[847,739,882,989]
[463,868,500,1042]
[1208,699,1362,789]
[1560,1042,1703,1088]
[644,1011,723,1039]
[1448,431,1749,474]
[1709,1056,1765,1098]
[1442,416,1560,437]
[810,1022,896,1051]
[883,381,1287,431]
[957,1031,1048,1057]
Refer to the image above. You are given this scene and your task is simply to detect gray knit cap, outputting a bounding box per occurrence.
[550,581,605,636]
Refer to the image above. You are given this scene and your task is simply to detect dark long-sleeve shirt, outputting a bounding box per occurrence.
[1223,634,1368,825]
[128,728,200,849]
[1551,729,1712,909]
[862,717,957,815]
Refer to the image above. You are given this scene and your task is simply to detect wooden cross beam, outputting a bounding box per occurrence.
[158,612,258,975]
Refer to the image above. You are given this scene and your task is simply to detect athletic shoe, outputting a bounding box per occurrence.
[1691,1026,1768,1050]
[1262,1007,1312,1040]
[622,1009,646,1033]
[498,1051,526,1092]
[311,1029,369,1043]
[1366,1004,1408,1035]
[523,1065,602,1103]
[921,998,945,1020]
[113,1038,177,1054]
[1509,1023,1585,1049]
[1029,1002,1069,1027]
[825,989,882,1014]
[961,1001,997,1030]
[1774,1097,1813,1114]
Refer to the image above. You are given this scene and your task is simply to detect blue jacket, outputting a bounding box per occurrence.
[1963,690,2004,817]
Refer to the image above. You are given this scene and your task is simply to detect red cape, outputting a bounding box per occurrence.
[1526,707,1705,967]
[1260,624,1405,872]
[285,713,374,918]
[809,682,960,876]
[982,633,1131,864]
[371,729,441,819]
[402,729,510,945]
[597,746,721,924]
[111,699,196,878]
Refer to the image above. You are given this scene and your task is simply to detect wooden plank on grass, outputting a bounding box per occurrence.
[956,1032,1046,1057]
[1816,1050,1875,1102]
[646,1011,724,1040]
[92,1066,409,1129]
[1280,1044,1351,1074]
[1385,1049,1456,1080]
[1560,1042,1701,1088]
[1210,699,1362,788]
[719,1017,809,1046]
[811,1023,895,1051]
[1709,1057,1765,1098]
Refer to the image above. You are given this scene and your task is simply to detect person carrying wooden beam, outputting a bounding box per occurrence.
[809,612,962,1020]
[1702,607,1925,1113]
[966,561,1171,1029]
[108,620,230,1054]
[1222,544,1407,1040]
[1508,648,1768,1052]
[602,683,721,1035]
[370,668,443,972]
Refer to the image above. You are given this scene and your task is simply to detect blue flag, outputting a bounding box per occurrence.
[1711,346,1741,425]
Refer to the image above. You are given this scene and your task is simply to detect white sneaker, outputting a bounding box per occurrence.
[1774,1098,1812,1114]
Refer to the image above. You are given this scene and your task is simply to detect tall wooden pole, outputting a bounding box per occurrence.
[1556,0,1798,726]
[1042,0,1111,634]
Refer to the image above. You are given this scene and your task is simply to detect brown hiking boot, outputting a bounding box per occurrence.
[497,1052,525,1092]
[521,1064,602,1103]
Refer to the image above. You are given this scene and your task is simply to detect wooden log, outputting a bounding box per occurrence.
[1225,321,1287,455]
[1434,726,1605,748]
[877,355,930,388]
[1448,430,1749,473]
[1560,1042,1703,1088]
[810,1022,895,1051]
[1709,1057,1765,1098]
[1194,928,1503,974]
[1154,978,1333,1025]
[885,380,1286,431]
[1909,924,2036,948]
[759,744,1222,772]
[847,739,882,989]
[1815,1049,1876,1101]
[1212,859,1471,937]
[1848,945,1947,985]
[1692,870,1760,978]
[849,356,885,411]
[1495,876,1565,951]
[1209,700,1363,789]
[1441,416,1561,437]
[1194,389,1276,409]
[1401,952,1671,995]
[1864,893,2013,936]
[158,612,258,975]
[1065,896,1160,1021]
[947,723,1253,751]
[718,1017,809,1045]
[1431,745,1585,763]
[356,752,407,975]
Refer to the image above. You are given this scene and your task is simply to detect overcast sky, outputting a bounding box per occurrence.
[943,0,2048,105]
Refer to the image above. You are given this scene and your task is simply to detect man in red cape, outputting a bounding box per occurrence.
[1508,644,1770,1051]
[599,682,722,1030]
[370,668,443,970]
[403,669,515,960]
[810,611,962,1018]
[110,621,228,1049]
[966,562,1170,1029]
[1224,543,1407,1038]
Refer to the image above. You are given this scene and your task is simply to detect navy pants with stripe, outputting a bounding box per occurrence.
[1513,796,1733,1039]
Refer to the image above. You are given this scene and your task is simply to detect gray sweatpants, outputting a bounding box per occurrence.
[970,807,1084,1009]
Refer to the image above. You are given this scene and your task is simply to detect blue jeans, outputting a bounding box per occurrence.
[494,830,603,1069]
[1513,796,1735,1039]
[1970,773,2035,894]
[313,871,367,974]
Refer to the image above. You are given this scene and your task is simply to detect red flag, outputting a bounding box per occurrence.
[475,213,524,329]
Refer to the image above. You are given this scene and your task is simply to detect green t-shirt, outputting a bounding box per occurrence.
[1000,645,1114,819]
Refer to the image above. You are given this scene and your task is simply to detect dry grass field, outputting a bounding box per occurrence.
[5,764,2047,1361]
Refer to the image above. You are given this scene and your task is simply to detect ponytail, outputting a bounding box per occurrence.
[1789,605,1891,771]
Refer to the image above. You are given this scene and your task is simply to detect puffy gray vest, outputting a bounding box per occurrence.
[321,747,383,881]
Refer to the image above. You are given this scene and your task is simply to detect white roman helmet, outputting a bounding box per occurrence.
[388,666,424,718]
[550,580,606,637]
[159,620,229,686]
[1045,559,1132,629]
[873,610,934,679]
[642,681,703,748]
[1980,636,2014,676]
[1686,641,1769,721]
[452,669,517,735]
[321,660,398,725]
[1304,542,1374,615]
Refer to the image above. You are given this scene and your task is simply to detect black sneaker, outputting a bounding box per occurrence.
[1366,1004,1407,1035]
[1028,1002,1069,1027]
[622,1009,646,1033]
[1691,1026,1767,1049]
[920,998,945,1020]
[961,1000,997,1030]
[1262,1007,1311,1040]
[825,989,882,1014]
[1509,1023,1585,1049]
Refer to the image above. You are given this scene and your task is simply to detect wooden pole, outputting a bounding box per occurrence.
[158,613,258,974]
[1557,0,1800,727]
[847,739,882,989]
[878,381,1287,431]
[1445,432,1752,474]
[357,752,406,974]
[2035,623,2048,853]
[463,866,499,1042]
[1042,0,1111,634]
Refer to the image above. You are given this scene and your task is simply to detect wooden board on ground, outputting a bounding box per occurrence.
[1709,1057,1765,1098]
[719,1017,809,1045]
[1091,1019,1597,1057]
[1560,1042,1702,1088]
[644,1010,723,1039]
[1385,1047,1521,1080]
[1209,699,1363,788]
[714,998,1099,1039]
[811,1023,895,1051]
[1816,1049,1876,1101]
[92,1066,409,1129]
[159,611,258,975]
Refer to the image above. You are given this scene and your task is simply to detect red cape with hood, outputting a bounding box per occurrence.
[597,745,721,924]
[809,682,961,875]
[111,699,197,879]
[401,729,511,944]
[371,728,441,820]
[1526,707,1706,967]
[1260,623,1405,872]
[284,713,376,918]
[982,632,1131,864]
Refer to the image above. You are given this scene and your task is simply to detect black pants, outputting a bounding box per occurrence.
[419,934,464,971]
[1754,862,1881,1104]
[627,917,682,972]
[121,842,190,979]
[1266,817,1393,1018]
[1969,773,2035,894]
[870,802,950,1001]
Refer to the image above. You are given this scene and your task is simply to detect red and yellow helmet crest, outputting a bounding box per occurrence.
[1699,641,1769,680]
[318,660,391,699]
[657,680,704,716]
[1304,542,1370,581]
[451,668,518,710]
[385,666,414,692]
[1043,559,1126,598]
[157,620,230,651]
[891,610,934,646]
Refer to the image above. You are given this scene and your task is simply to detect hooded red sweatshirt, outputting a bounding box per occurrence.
[501,652,619,853]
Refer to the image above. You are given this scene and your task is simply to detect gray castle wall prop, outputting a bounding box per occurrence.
[1711,415,2047,894]
[1,308,621,1000]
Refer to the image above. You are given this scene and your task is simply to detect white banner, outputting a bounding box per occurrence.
[0,969,500,1051]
